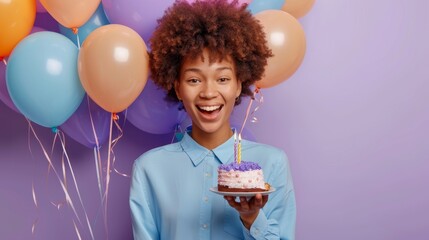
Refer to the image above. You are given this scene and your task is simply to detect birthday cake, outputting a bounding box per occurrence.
[217,161,270,192]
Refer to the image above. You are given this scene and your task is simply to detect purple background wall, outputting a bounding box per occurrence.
[1,0,429,239]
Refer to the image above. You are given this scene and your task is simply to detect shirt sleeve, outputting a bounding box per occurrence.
[129,160,159,240]
[242,150,296,240]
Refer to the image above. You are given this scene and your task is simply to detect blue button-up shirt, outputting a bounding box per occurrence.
[130,132,296,239]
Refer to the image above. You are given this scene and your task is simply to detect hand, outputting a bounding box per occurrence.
[224,193,269,229]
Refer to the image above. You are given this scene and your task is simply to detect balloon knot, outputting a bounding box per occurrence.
[71,27,79,35]
[51,127,58,133]
[255,87,260,94]
[112,113,119,121]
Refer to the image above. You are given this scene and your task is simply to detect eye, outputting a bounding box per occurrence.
[187,78,200,84]
[218,77,230,83]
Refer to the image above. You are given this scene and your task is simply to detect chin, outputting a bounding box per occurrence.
[194,121,228,134]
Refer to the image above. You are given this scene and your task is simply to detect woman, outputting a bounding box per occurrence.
[129,0,296,239]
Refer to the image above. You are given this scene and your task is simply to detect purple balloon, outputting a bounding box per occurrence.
[36,0,47,13]
[60,96,111,148]
[35,12,60,33]
[101,0,175,44]
[127,79,187,134]
[0,61,19,113]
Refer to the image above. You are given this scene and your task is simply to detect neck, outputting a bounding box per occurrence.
[190,125,233,150]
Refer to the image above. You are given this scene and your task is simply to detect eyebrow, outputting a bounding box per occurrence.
[182,66,234,74]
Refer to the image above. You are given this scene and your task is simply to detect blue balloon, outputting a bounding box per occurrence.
[247,0,284,15]
[59,3,110,47]
[6,31,85,128]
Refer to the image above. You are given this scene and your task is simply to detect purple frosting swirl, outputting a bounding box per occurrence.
[218,161,262,171]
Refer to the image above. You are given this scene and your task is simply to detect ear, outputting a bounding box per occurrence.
[236,80,242,98]
[174,80,181,100]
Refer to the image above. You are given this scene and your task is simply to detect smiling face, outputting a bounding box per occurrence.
[175,49,242,149]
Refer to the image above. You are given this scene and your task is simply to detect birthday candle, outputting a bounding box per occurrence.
[238,133,242,164]
[234,131,237,163]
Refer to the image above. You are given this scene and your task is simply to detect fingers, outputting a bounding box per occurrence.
[240,197,250,210]
[224,194,269,211]
[224,196,240,209]
[254,193,269,208]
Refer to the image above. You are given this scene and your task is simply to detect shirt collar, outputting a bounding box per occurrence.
[180,130,235,167]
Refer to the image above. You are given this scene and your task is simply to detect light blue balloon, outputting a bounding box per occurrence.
[247,0,285,15]
[59,3,110,47]
[6,31,85,128]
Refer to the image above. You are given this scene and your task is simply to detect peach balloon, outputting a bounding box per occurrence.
[254,10,306,89]
[282,0,316,19]
[0,0,36,58]
[40,0,100,30]
[78,24,149,113]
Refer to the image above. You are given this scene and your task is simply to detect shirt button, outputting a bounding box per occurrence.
[205,172,211,177]
[203,196,209,202]
[202,224,208,229]
[252,228,260,235]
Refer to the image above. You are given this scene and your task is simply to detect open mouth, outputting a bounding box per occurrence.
[197,105,223,114]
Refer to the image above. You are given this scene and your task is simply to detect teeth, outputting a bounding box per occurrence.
[199,105,221,111]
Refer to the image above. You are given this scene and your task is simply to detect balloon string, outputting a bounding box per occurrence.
[239,87,258,135]
[76,33,81,49]
[239,98,254,136]
[73,219,83,240]
[71,27,81,49]
[92,145,106,236]
[28,119,39,236]
[31,218,39,236]
[103,113,114,239]
[93,146,104,203]
[250,89,263,124]
[111,114,128,177]
[239,87,263,136]
[57,130,95,240]
[32,182,38,208]
[26,119,83,227]
[31,182,39,236]
[87,96,104,201]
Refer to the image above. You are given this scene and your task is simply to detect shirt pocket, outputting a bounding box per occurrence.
[223,202,244,239]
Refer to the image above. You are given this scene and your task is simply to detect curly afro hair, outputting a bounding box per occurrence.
[149,0,272,104]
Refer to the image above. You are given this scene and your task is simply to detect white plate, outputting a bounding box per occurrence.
[209,187,276,197]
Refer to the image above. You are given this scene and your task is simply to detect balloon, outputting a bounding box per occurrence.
[40,0,100,30]
[60,96,110,148]
[102,0,175,44]
[6,31,85,128]
[127,79,187,134]
[59,3,110,47]
[247,0,284,14]
[282,0,316,19]
[0,61,18,112]
[35,12,60,32]
[36,0,47,13]
[0,26,45,113]
[78,24,149,113]
[254,10,306,88]
[0,0,36,58]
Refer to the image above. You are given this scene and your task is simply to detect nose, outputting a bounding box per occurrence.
[199,81,218,99]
